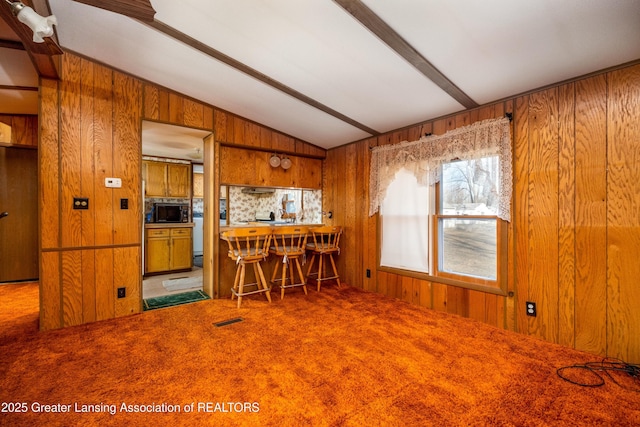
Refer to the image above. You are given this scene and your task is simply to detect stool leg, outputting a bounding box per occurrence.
[237,263,246,309]
[294,258,308,295]
[306,253,316,282]
[231,262,241,301]
[255,262,272,303]
[317,252,323,292]
[281,257,288,299]
[329,253,340,287]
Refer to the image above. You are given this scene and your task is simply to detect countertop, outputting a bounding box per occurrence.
[219,222,323,232]
[145,222,195,229]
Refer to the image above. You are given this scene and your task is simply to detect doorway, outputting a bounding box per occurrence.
[0,146,38,283]
[140,121,211,307]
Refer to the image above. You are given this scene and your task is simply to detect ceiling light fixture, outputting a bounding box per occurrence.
[269,154,281,168]
[5,0,57,43]
[280,157,292,170]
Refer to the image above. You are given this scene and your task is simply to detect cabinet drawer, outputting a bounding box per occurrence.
[147,229,170,238]
[171,228,192,237]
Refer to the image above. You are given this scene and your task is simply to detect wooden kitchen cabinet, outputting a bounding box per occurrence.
[143,160,191,198]
[145,226,193,274]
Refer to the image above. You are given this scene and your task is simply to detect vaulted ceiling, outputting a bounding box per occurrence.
[2,0,640,149]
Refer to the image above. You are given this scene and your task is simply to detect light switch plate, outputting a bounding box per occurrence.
[105,177,122,188]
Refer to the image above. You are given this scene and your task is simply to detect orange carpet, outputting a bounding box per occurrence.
[1,281,639,426]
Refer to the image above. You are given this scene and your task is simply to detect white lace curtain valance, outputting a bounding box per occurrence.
[369,116,512,221]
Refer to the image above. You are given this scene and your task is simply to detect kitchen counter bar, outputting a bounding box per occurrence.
[220,222,323,232]
[145,222,195,229]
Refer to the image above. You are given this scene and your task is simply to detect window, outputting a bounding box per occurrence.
[379,156,506,294]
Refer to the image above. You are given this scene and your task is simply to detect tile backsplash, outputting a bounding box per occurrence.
[228,187,322,224]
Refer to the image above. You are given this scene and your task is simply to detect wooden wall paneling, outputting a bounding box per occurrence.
[272,132,295,153]
[430,118,448,313]
[203,105,214,130]
[61,250,83,327]
[112,71,141,246]
[513,95,530,334]
[364,137,378,293]
[527,88,560,343]
[574,75,608,355]
[297,157,322,189]
[220,146,255,185]
[400,275,413,303]
[158,90,170,122]
[503,99,515,332]
[80,58,96,247]
[233,117,246,145]
[40,251,61,330]
[169,92,184,124]
[143,85,159,120]
[468,290,486,323]
[7,115,37,146]
[245,121,261,147]
[203,135,217,298]
[342,143,357,287]
[114,246,141,317]
[81,249,96,323]
[213,109,228,142]
[40,78,60,249]
[418,279,432,308]
[93,63,115,246]
[376,270,388,297]
[95,248,115,321]
[354,140,369,289]
[606,65,640,364]
[557,82,576,349]
[60,54,83,248]
[183,98,204,128]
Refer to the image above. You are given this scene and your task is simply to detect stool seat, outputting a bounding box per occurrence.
[269,225,309,299]
[305,225,342,291]
[222,227,273,308]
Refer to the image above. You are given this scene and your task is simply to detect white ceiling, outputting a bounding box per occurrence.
[2,0,640,150]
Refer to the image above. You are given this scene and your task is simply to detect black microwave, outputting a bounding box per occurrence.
[153,203,189,223]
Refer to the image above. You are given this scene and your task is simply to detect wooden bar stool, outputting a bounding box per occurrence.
[305,225,342,291]
[221,227,273,308]
[269,225,309,299]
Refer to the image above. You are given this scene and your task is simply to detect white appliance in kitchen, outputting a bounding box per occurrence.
[193,212,203,257]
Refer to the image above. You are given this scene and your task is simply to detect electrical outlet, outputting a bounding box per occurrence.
[526,301,537,317]
[117,287,126,299]
[120,198,128,209]
[366,269,371,278]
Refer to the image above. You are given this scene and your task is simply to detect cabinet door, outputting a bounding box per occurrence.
[193,172,203,198]
[144,161,168,197]
[167,164,191,198]
[170,228,192,270]
[145,233,171,273]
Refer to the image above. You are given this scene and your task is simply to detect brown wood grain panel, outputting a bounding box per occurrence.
[220,146,255,185]
[61,250,83,327]
[606,65,640,364]
[8,115,37,146]
[504,99,516,332]
[354,139,368,289]
[80,58,96,247]
[169,92,183,124]
[93,63,114,246]
[527,88,559,343]
[183,98,204,128]
[82,249,96,323]
[272,132,295,152]
[40,78,60,249]
[260,127,272,150]
[245,121,261,147]
[112,72,141,246]
[60,54,83,248]
[95,248,115,321]
[557,82,576,349]
[468,290,486,322]
[203,105,214,130]
[485,294,499,328]
[214,109,228,142]
[575,75,607,356]
[114,246,141,317]
[343,143,357,288]
[233,117,245,144]
[432,283,447,312]
[158,90,170,122]
[143,85,159,120]
[513,95,530,334]
[400,275,413,303]
[40,251,61,330]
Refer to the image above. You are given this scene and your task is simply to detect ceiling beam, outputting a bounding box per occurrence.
[144,19,380,137]
[71,0,156,22]
[0,0,61,79]
[334,0,478,109]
